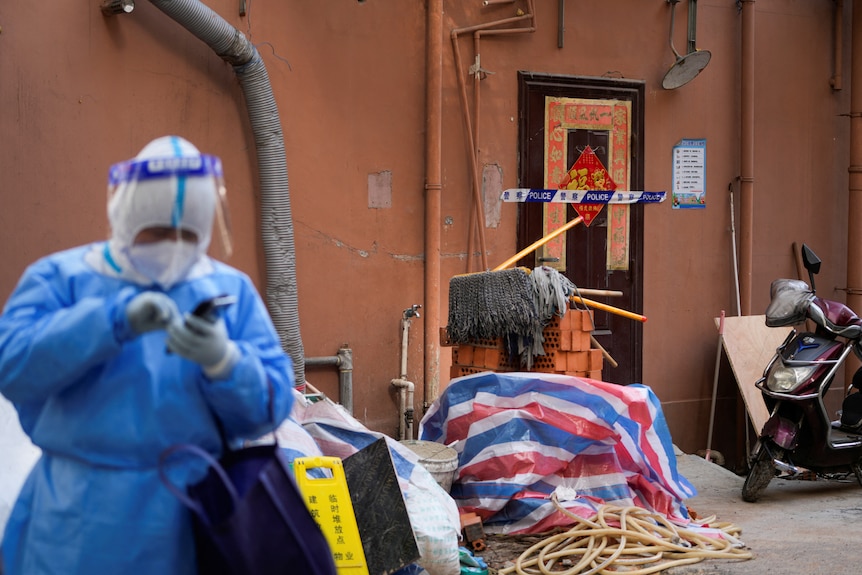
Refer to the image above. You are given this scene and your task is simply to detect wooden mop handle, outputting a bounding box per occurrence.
[577,289,624,298]
[489,214,644,321]
[571,296,647,323]
[493,216,584,271]
[590,335,619,368]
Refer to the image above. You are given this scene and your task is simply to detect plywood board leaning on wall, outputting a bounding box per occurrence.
[715,315,793,433]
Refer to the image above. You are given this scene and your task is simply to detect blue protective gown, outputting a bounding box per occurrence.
[0,243,295,574]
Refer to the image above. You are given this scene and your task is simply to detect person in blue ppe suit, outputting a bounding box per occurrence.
[0,135,295,574]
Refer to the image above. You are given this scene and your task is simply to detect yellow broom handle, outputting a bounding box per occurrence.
[493,216,584,271]
[571,296,648,323]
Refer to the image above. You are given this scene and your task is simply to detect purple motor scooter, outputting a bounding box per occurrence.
[742,244,862,502]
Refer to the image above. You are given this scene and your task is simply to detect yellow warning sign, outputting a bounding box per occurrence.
[293,456,369,575]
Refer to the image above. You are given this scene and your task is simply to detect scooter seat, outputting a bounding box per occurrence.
[814,297,862,328]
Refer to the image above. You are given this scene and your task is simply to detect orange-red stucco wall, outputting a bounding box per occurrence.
[0,1,852,463]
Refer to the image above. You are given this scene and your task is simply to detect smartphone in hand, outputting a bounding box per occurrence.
[191,294,237,323]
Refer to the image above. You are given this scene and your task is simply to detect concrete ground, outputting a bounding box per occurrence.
[668,449,862,574]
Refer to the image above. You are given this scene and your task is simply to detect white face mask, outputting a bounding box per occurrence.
[127,240,201,289]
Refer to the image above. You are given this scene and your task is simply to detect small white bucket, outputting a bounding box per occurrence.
[399,439,459,492]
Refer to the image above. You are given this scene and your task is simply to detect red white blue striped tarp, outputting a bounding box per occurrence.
[419,372,696,534]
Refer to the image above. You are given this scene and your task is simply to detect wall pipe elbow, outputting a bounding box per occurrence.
[391,377,415,440]
[305,345,354,415]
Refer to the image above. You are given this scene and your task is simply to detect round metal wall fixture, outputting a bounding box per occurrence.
[661,50,712,90]
[661,0,711,90]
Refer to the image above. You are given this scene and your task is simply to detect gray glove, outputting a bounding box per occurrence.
[166,313,239,379]
[126,292,179,335]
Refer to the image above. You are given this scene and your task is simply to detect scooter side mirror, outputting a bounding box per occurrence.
[801,244,821,293]
[801,244,821,274]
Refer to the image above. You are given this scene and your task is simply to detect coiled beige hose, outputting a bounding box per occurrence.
[498,497,752,575]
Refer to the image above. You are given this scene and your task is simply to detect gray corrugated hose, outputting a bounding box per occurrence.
[148,0,305,387]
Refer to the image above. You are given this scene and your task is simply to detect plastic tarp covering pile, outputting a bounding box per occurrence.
[419,372,696,534]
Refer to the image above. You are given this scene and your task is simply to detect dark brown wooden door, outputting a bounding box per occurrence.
[517,73,645,385]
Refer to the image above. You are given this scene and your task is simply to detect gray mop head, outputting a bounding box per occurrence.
[447,266,578,369]
[447,268,540,345]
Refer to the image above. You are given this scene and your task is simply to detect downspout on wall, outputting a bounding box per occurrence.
[739,0,755,316]
[847,0,862,388]
[833,0,844,91]
[147,0,306,388]
[425,0,443,408]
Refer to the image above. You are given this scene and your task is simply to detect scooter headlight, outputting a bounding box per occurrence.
[766,362,818,393]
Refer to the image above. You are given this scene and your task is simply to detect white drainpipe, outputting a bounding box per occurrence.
[391,305,421,440]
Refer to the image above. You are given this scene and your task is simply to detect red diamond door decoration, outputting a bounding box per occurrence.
[557,146,616,227]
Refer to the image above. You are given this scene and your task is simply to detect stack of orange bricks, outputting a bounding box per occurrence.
[444,308,603,380]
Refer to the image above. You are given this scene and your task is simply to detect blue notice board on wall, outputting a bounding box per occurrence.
[672,139,706,209]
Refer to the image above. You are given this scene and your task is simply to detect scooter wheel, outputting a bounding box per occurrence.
[742,441,780,502]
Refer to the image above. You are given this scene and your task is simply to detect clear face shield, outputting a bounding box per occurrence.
[107,151,233,288]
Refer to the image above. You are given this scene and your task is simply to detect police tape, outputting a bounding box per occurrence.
[501,188,666,204]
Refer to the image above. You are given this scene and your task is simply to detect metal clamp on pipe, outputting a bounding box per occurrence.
[101,0,134,15]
